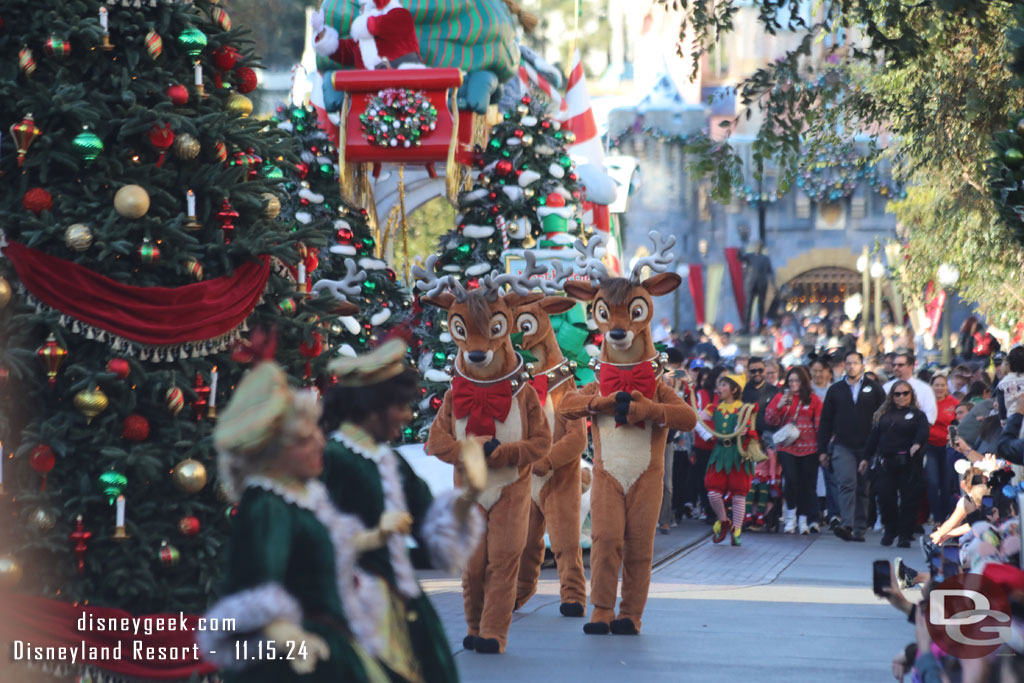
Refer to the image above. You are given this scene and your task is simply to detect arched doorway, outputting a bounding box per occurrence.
[767,247,897,324]
[769,266,863,318]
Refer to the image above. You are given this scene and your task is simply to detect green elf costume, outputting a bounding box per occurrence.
[321,339,486,683]
[701,374,758,547]
[200,359,392,683]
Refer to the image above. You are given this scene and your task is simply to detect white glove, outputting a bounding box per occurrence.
[311,9,325,36]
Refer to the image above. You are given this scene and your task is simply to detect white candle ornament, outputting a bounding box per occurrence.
[187,190,196,217]
[116,495,125,527]
[99,7,109,32]
[209,367,218,408]
[298,263,306,284]
[194,62,202,86]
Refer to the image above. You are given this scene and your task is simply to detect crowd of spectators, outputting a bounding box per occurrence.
[652,311,1024,680]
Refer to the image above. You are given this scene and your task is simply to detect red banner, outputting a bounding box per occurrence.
[5,241,270,348]
[724,247,746,325]
[0,593,216,680]
[688,264,705,326]
[924,281,946,337]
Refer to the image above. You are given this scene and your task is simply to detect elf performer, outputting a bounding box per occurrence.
[697,373,759,546]
[507,257,588,617]
[312,0,424,70]
[199,349,401,683]
[318,338,487,682]
[416,258,552,654]
[559,233,697,636]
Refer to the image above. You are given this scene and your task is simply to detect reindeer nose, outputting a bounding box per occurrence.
[608,329,627,341]
[467,350,488,363]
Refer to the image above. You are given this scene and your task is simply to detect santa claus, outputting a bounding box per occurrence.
[312,0,424,70]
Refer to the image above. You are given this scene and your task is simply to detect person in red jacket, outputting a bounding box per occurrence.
[924,374,960,524]
[765,366,823,535]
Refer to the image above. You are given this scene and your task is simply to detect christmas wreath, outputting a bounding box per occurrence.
[359,88,438,149]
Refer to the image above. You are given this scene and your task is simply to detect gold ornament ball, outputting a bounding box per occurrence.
[0,555,23,588]
[74,386,109,423]
[521,133,534,146]
[114,185,150,219]
[0,276,10,309]
[173,133,201,161]
[28,508,56,532]
[65,223,93,251]
[225,93,253,118]
[262,193,281,219]
[172,459,208,494]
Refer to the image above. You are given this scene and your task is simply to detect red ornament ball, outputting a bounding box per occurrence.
[122,414,150,442]
[495,160,514,176]
[337,227,354,243]
[166,84,189,106]
[106,358,131,378]
[545,193,566,208]
[23,188,53,215]
[30,445,55,474]
[212,45,239,71]
[299,332,323,358]
[429,395,443,411]
[235,67,258,94]
[295,162,310,179]
[178,516,200,537]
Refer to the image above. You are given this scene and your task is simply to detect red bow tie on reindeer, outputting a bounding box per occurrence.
[563,231,682,427]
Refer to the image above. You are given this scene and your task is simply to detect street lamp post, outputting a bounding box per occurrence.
[674,264,689,333]
[937,263,960,365]
[856,246,870,333]
[870,259,885,338]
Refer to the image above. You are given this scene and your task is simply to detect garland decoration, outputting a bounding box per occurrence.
[3,241,270,361]
[359,88,438,149]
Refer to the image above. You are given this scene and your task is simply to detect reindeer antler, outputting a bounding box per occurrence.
[480,251,552,298]
[538,260,575,295]
[573,235,612,286]
[630,231,676,283]
[311,257,367,303]
[411,253,468,301]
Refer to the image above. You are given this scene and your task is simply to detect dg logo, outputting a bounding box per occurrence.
[925,573,1012,659]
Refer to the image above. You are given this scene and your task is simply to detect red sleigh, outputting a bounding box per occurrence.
[330,68,482,178]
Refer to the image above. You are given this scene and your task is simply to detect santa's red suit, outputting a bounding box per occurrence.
[313,0,423,70]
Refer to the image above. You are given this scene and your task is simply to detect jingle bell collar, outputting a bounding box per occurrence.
[214,361,294,455]
[328,338,408,386]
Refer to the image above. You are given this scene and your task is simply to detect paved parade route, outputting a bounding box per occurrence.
[420,524,915,682]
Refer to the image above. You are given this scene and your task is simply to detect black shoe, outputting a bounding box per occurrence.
[474,637,501,654]
[463,635,476,650]
[560,602,585,617]
[897,537,912,548]
[851,530,866,542]
[583,621,610,635]
[881,532,896,546]
[833,525,853,541]
[894,557,917,590]
[610,618,639,635]
[829,516,841,530]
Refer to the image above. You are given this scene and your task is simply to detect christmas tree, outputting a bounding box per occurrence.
[0,0,346,626]
[273,103,410,360]
[409,95,596,437]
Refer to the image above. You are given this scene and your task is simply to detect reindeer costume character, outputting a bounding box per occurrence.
[559,233,697,636]
[415,257,552,654]
[504,256,589,617]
